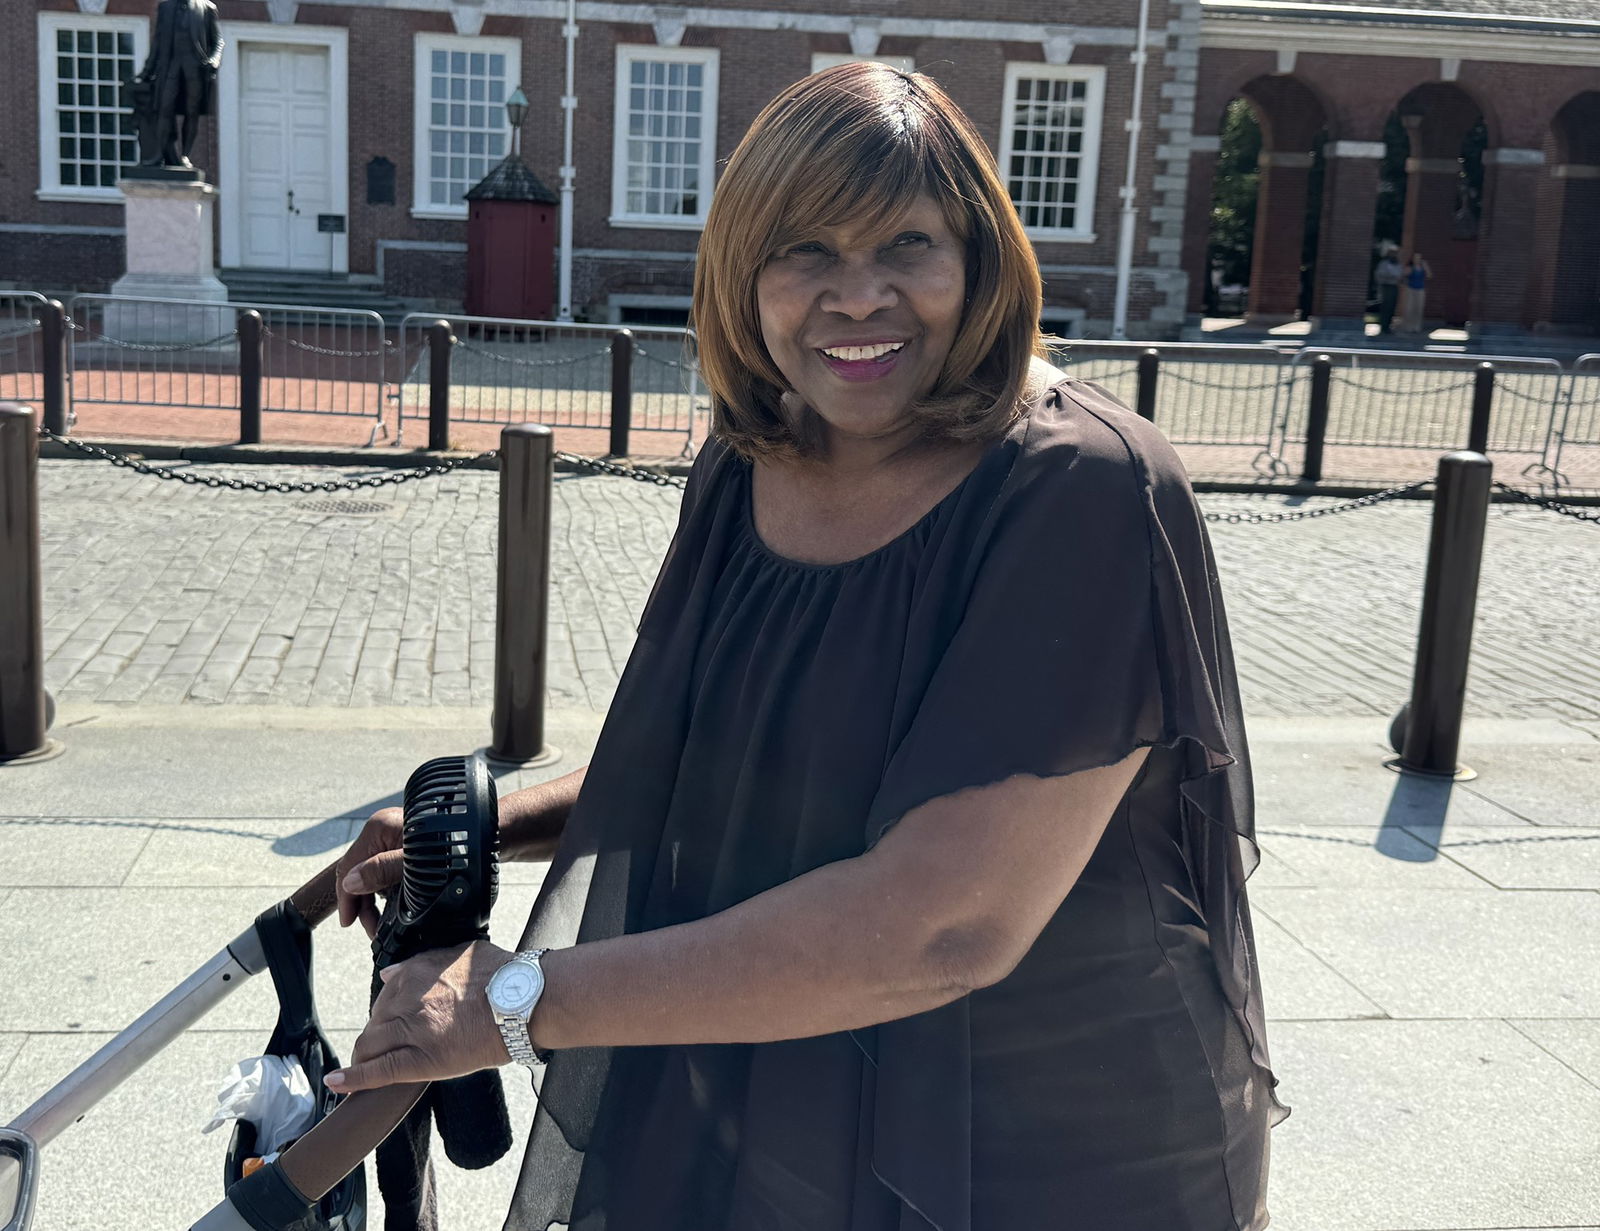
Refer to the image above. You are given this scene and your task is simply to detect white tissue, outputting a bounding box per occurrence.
[201,1055,317,1155]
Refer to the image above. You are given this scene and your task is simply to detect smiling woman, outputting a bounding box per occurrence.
[335,60,1284,1231]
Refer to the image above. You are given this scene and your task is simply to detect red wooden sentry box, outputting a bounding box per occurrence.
[464,156,559,320]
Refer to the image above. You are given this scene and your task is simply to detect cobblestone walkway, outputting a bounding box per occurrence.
[35,458,1600,720]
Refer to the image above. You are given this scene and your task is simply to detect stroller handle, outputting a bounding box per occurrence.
[288,858,343,930]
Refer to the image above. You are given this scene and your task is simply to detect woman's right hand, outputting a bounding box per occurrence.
[336,806,405,939]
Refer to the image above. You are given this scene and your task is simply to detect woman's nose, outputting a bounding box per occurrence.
[819,262,898,320]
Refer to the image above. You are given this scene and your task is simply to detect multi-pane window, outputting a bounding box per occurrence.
[413,35,518,215]
[612,47,718,227]
[37,15,147,197]
[1000,65,1105,239]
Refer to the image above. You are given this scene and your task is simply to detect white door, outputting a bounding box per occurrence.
[239,43,333,270]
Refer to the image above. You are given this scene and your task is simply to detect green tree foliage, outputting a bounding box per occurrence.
[1206,99,1261,292]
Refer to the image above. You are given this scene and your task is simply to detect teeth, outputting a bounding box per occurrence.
[822,342,904,362]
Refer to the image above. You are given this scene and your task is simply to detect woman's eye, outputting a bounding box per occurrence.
[786,242,826,257]
[893,233,931,248]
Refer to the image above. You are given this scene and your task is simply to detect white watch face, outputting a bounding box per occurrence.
[489,959,543,1015]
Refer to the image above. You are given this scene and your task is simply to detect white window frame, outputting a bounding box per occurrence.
[810,52,915,74]
[610,44,719,231]
[36,11,149,202]
[999,62,1106,243]
[411,32,521,220]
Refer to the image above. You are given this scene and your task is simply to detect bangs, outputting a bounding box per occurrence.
[763,85,970,250]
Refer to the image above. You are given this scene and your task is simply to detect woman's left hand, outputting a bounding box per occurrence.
[325,940,517,1092]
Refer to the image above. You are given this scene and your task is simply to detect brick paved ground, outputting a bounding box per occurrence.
[34,457,1600,720]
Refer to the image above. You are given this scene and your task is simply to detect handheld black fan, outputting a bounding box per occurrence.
[371,753,500,971]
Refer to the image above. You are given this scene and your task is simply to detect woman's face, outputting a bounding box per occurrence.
[755,193,967,448]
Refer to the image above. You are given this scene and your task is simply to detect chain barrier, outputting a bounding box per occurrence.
[1493,378,1564,405]
[1200,481,1431,524]
[554,450,688,488]
[73,328,237,353]
[1061,362,1139,381]
[263,327,390,359]
[453,338,608,368]
[1331,372,1477,396]
[37,426,494,491]
[632,344,696,373]
[1161,369,1290,394]
[1488,480,1600,524]
[36,426,1597,517]
[0,322,38,342]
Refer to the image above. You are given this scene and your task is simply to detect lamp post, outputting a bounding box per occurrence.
[505,86,529,159]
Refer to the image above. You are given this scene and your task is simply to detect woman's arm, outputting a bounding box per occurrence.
[497,765,588,861]
[329,746,1148,1090]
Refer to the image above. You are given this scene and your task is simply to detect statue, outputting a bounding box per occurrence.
[127,0,223,175]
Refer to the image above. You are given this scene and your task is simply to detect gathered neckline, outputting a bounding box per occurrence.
[737,438,1008,573]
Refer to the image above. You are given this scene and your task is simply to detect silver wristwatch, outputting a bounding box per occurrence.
[486,947,551,1069]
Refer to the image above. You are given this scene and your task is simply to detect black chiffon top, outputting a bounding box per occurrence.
[505,375,1286,1231]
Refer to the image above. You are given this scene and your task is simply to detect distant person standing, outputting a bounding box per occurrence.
[1374,248,1404,335]
[1400,253,1433,334]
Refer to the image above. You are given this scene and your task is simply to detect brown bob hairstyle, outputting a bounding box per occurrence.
[692,62,1046,461]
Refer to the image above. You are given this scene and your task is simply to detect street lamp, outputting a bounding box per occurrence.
[505,86,529,158]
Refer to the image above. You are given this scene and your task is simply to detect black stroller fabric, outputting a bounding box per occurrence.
[226,901,366,1231]
[368,966,514,1231]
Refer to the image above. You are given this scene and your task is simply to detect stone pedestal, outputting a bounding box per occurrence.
[107,178,233,345]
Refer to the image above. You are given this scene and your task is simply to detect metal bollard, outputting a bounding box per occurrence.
[0,404,63,765]
[38,300,69,436]
[428,320,453,452]
[489,424,559,766]
[1468,362,1494,455]
[1134,349,1159,423]
[1391,450,1493,780]
[610,329,633,457]
[1302,353,1332,484]
[237,310,263,445]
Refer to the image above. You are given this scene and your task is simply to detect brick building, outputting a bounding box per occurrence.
[2,0,1200,336]
[1188,0,1600,337]
[2,0,1596,337]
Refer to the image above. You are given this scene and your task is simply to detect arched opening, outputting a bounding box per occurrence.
[1532,92,1600,333]
[1371,83,1486,331]
[1201,76,1328,323]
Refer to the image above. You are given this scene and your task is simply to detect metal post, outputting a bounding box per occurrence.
[1302,354,1333,484]
[237,310,263,445]
[38,300,69,437]
[1394,450,1493,779]
[0,405,61,764]
[1134,348,1160,422]
[610,329,633,457]
[490,424,557,766]
[428,321,453,452]
[1468,361,1494,455]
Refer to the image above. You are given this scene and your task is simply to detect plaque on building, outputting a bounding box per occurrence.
[367,157,397,205]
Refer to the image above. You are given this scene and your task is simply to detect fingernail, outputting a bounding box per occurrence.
[341,871,361,891]
[325,1071,346,1089]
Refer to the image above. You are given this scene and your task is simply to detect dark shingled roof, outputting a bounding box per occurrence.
[1202,0,1600,29]
[465,155,558,204]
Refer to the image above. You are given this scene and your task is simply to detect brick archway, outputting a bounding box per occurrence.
[1530,92,1600,333]
[1391,83,1486,328]
[1237,75,1328,322]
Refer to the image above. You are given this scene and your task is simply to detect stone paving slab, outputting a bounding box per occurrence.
[1509,1018,1600,1088]
[1255,888,1600,1018]
[1421,826,1600,890]
[1252,911,1388,1021]
[1267,1019,1600,1231]
[0,1029,536,1231]
[0,883,540,1036]
[33,458,1600,720]
[1253,821,1490,888]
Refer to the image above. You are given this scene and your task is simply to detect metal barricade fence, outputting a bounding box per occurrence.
[1048,339,1293,478]
[1286,348,1563,457]
[395,313,702,448]
[1536,354,1600,492]
[0,292,49,408]
[65,294,391,436]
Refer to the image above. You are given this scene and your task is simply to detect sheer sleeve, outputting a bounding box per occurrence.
[859,380,1284,1231]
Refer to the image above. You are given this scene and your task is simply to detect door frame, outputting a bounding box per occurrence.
[217,22,349,273]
